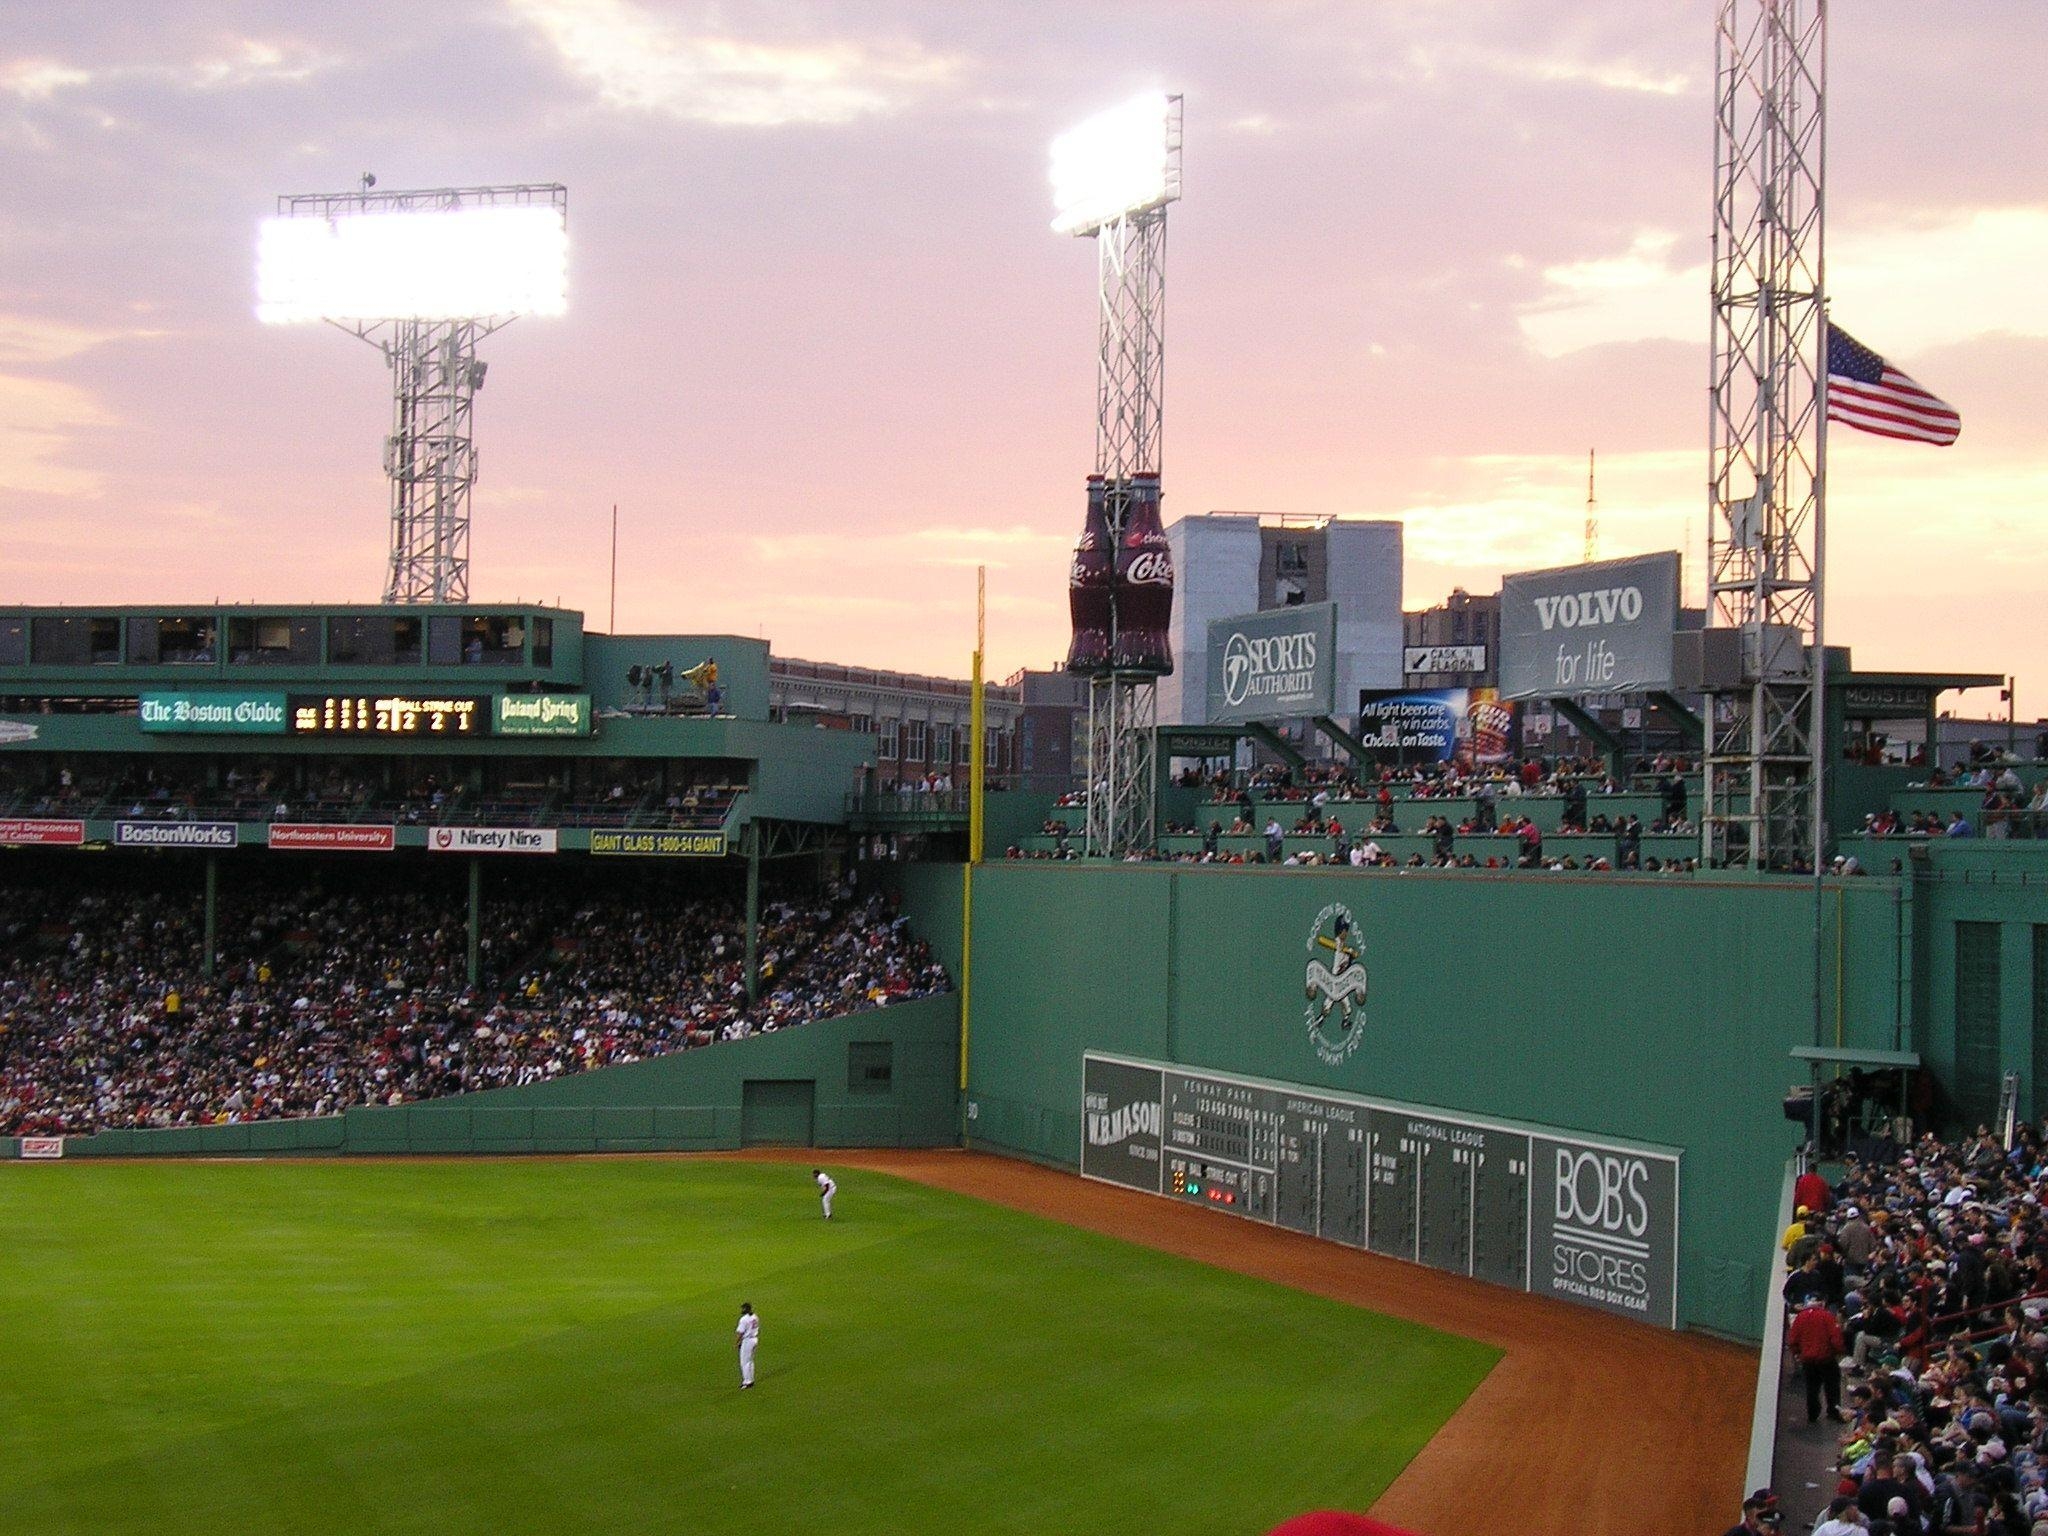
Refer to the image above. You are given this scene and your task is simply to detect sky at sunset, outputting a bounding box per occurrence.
[3,2,2043,714]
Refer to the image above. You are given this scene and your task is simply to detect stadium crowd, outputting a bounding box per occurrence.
[1750,1125,2048,1535]
[0,877,948,1137]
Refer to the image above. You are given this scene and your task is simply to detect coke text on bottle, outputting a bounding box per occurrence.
[1111,473,1175,675]
[1065,474,1113,674]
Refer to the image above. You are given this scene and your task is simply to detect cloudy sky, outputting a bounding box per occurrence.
[3,2,2043,713]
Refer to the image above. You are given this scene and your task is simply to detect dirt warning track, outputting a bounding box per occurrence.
[748,1147,1755,1536]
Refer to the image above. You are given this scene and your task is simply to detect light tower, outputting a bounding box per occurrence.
[1706,0,1826,871]
[1584,448,1598,563]
[1051,93,1183,858]
[258,181,569,604]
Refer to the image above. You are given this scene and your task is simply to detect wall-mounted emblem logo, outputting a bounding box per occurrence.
[1304,902,1368,1065]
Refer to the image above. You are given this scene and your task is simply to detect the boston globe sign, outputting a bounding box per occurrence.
[1205,603,1337,726]
[1499,551,1681,700]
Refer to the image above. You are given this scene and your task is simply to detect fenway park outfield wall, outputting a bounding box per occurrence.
[4,996,960,1160]
[903,862,1912,1339]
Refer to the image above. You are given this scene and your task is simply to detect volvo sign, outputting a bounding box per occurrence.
[1205,603,1337,725]
[1499,551,1681,700]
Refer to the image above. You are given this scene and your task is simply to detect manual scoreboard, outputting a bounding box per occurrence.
[1082,1052,1680,1329]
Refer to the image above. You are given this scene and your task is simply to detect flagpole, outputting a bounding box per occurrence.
[1809,4,1831,1056]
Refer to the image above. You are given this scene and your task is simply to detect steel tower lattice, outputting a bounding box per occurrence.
[1705,1,1827,871]
[1081,96,1181,860]
[273,183,568,605]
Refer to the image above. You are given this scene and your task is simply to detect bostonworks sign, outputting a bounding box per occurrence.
[1205,603,1338,725]
[1498,551,1681,700]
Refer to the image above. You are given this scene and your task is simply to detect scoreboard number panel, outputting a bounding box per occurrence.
[1080,1053,1680,1331]
[288,694,487,737]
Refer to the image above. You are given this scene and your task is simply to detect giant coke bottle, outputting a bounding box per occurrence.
[1064,473,1113,674]
[1111,472,1174,674]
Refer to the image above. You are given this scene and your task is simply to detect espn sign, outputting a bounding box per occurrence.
[19,1137,64,1159]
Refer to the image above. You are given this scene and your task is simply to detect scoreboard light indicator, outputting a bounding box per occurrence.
[289,694,486,737]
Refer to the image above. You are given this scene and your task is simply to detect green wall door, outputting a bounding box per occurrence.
[740,1080,816,1147]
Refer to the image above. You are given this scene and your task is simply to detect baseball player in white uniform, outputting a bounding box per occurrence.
[813,1167,836,1220]
[735,1302,759,1389]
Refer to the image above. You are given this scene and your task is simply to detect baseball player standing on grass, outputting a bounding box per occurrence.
[735,1303,759,1389]
[814,1167,836,1220]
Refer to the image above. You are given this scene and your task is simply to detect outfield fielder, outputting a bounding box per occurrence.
[814,1167,836,1220]
[735,1302,759,1389]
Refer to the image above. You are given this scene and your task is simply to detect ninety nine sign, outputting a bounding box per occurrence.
[429,827,559,855]
[267,823,397,853]
[0,818,84,847]
[590,831,727,857]
[114,821,238,850]
[140,692,289,734]
[1205,603,1338,726]
[1498,551,1681,701]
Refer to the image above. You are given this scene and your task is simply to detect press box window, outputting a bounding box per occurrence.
[30,616,122,665]
[227,616,317,665]
[0,618,23,667]
[531,618,553,668]
[328,616,424,666]
[128,616,218,665]
[462,614,525,665]
[847,1041,893,1094]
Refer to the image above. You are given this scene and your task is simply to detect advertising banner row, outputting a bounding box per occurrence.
[0,822,722,857]
[137,691,592,738]
[1081,1053,1681,1329]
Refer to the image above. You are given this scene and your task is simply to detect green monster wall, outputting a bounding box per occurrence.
[13,996,959,1160]
[944,862,1910,1339]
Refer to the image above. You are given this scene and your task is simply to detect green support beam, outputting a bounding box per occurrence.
[202,854,218,981]
[1548,696,1623,777]
[1311,716,1374,769]
[1649,691,1704,745]
[466,858,482,989]
[1244,722,1307,770]
[744,824,761,1006]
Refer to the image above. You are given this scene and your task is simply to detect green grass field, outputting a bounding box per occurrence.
[0,1159,1497,1534]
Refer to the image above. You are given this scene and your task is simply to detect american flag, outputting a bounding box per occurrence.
[1825,323,1961,446]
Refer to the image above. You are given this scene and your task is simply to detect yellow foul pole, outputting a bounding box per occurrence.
[961,567,985,1102]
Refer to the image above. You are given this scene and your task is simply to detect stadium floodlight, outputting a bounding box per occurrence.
[257,205,568,323]
[258,182,568,605]
[1049,91,1182,236]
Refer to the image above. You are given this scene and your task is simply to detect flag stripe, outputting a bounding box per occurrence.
[1829,386,1961,431]
[1825,323,1960,447]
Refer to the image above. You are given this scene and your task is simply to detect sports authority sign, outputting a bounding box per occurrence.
[1081,1053,1681,1329]
[19,1137,64,1159]
[1205,603,1337,725]
[0,818,84,847]
[114,821,238,850]
[267,823,397,852]
[428,826,559,855]
[1499,551,1681,700]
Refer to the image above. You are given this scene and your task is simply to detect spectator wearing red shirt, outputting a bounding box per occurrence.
[1788,1297,1848,1423]
[1795,1167,1832,1217]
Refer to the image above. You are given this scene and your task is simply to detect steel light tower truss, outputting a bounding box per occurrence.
[1706,1,1826,871]
[1072,94,1181,859]
[272,183,568,605]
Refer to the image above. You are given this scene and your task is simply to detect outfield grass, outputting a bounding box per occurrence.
[0,1159,1497,1534]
